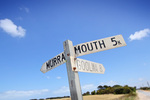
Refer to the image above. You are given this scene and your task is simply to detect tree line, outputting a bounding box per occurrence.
[83,85,136,95]
[140,86,150,90]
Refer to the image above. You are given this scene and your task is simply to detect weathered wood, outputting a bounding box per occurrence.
[63,40,83,100]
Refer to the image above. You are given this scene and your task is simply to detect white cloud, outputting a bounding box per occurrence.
[130,78,150,88]
[53,84,96,95]
[100,80,118,86]
[138,78,144,81]
[82,84,96,91]
[0,89,49,100]
[121,78,150,88]
[56,76,61,79]
[0,19,26,38]
[129,28,150,41]
[53,86,69,94]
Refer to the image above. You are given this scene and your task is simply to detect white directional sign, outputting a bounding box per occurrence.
[74,35,126,57]
[40,52,66,73]
[74,58,105,74]
[41,34,126,73]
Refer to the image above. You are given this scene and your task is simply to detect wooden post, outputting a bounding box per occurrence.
[63,40,83,100]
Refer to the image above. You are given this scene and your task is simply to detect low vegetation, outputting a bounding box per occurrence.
[83,85,137,100]
[140,86,150,90]
[87,85,136,95]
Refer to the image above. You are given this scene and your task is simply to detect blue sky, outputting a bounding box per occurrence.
[0,0,150,100]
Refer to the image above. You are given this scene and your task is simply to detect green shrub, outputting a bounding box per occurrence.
[140,87,150,90]
[114,87,124,94]
[101,90,106,94]
[104,87,113,94]
[30,99,38,100]
[97,85,103,90]
[103,85,109,89]
[39,99,44,100]
[129,87,136,92]
[91,90,96,95]
[97,89,104,94]
[83,91,90,96]
[113,85,122,88]
[96,90,101,94]
[123,87,132,94]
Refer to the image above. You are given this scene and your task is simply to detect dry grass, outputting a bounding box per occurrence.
[47,94,125,100]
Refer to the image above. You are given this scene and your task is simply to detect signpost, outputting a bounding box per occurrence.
[40,34,126,100]
[41,35,126,73]
[63,40,83,100]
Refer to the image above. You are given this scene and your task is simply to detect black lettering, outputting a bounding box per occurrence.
[81,44,87,52]
[46,62,49,67]
[52,58,57,66]
[98,40,106,49]
[46,60,52,69]
[46,62,49,69]
[93,41,98,49]
[111,37,117,46]
[87,43,93,51]
[57,55,61,64]
[61,53,66,62]
[50,60,53,67]
[74,46,81,54]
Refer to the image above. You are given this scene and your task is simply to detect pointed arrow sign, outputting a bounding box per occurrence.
[40,52,66,73]
[74,58,105,74]
[74,34,126,57]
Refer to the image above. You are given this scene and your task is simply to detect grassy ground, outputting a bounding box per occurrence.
[120,96,137,100]
[119,92,138,100]
[46,93,138,100]
[46,94,128,100]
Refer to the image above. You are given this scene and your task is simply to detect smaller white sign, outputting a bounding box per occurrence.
[40,52,66,73]
[74,58,105,74]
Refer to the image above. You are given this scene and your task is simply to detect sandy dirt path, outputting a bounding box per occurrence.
[137,90,150,100]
